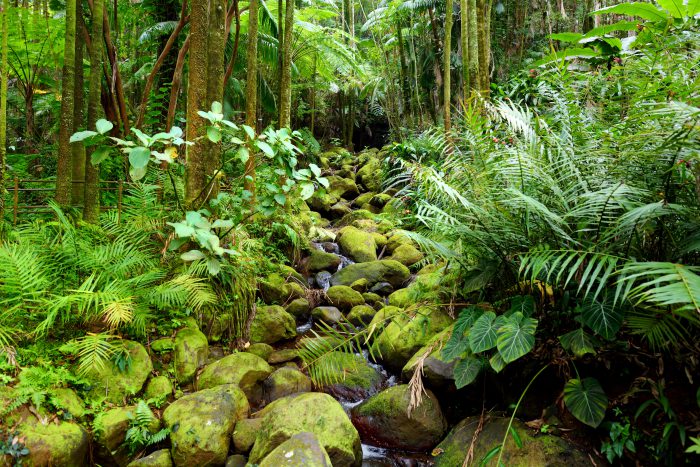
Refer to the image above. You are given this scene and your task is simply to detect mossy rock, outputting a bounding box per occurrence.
[127,449,173,466]
[85,340,153,403]
[144,375,173,402]
[250,305,297,345]
[247,343,274,361]
[371,232,388,248]
[258,432,332,467]
[150,338,174,353]
[233,418,263,454]
[163,384,250,466]
[361,292,384,307]
[259,273,305,305]
[387,287,414,308]
[197,352,273,402]
[308,192,340,214]
[285,297,312,320]
[402,325,456,389]
[329,202,353,219]
[320,352,382,400]
[18,419,89,467]
[225,454,247,467]
[346,305,376,327]
[350,278,369,292]
[368,306,403,329]
[94,406,133,456]
[351,384,447,451]
[331,260,410,289]
[263,367,312,404]
[327,176,359,200]
[336,209,375,228]
[372,307,453,371]
[356,157,382,192]
[389,244,424,267]
[369,193,392,208]
[279,264,306,284]
[248,392,361,467]
[51,388,85,419]
[307,250,342,273]
[352,192,375,207]
[433,416,590,466]
[369,282,394,295]
[386,231,415,253]
[268,349,299,364]
[337,226,377,263]
[326,285,365,311]
[173,328,208,384]
[311,306,343,325]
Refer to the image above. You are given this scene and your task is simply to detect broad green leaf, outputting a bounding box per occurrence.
[300,182,315,200]
[70,130,98,143]
[95,119,114,135]
[130,128,151,147]
[257,141,275,157]
[582,20,638,39]
[688,0,700,16]
[207,257,221,275]
[274,193,287,206]
[509,295,535,316]
[167,222,195,238]
[580,296,622,340]
[549,32,583,42]
[469,311,499,353]
[564,377,608,428]
[211,101,223,114]
[90,146,111,166]
[128,147,151,169]
[534,48,600,67]
[657,0,684,18]
[558,329,598,357]
[317,177,329,189]
[309,163,322,177]
[181,250,206,262]
[442,307,483,361]
[207,126,222,143]
[211,219,234,229]
[129,165,148,181]
[237,147,250,163]
[496,312,537,363]
[242,125,255,139]
[453,356,482,389]
[489,352,506,373]
[593,3,668,22]
[168,126,183,138]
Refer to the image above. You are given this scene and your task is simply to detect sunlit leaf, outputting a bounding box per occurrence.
[564,377,608,427]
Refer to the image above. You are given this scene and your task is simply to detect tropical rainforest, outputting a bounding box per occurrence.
[0,0,699,465]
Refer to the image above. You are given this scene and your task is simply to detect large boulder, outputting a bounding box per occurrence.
[127,449,173,466]
[162,384,249,466]
[94,406,135,465]
[232,418,263,454]
[307,250,342,273]
[173,328,208,384]
[433,416,590,466]
[372,307,453,371]
[346,305,376,327]
[311,306,343,325]
[197,352,273,401]
[247,343,274,361]
[260,273,305,305]
[144,376,173,402]
[85,340,153,403]
[337,226,377,263]
[248,392,362,467]
[327,176,359,199]
[351,385,447,451]
[331,260,410,289]
[286,298,311,320]
[258,432,332,467]
[390,244,424,267]
[356,157,382,192]
[326,285,365,311]
[250,305,297,344]
[263,367,312,404]
[16,420,89,467]
[386,231,416,254]
[402,326,456,388]
[320,352,382,401]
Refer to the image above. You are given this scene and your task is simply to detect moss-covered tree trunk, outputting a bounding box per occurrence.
[84,0,104,223]
[460,0,469,100]
[56,0,76,206]
[244,0,259,204]
[71,0,85,205]
[204,0,226,201]
[467,0,479,93]
[443,0,452,132]
[477,0,490,96]
[0,0,7,221]
[278,0,294,128]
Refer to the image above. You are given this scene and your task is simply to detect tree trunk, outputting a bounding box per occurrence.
[477,0,489,95]
[278,0,294,128]
[56,0,76,205]
[72,1,86,205]
[244,0,259,204]
[204,0,226,202]
[460,0,469,100]
[167,35,189,130]
[84,0,104,223]
[444,0,453,131]
[468,0,479,93]
[0,0,7,221]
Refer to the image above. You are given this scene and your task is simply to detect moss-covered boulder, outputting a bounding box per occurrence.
[144,375,173,402]
[402,326,455,388]
[351,385,446,451]
[286,298,312,320]
[361,292,384,308]
[127,449,173,467]
[250,305,297,344]
[390,244,424,267]
[353,192,375,207]
[346,305,376,327]
[372,307,453,371]
[327,176,359,199]
[326,285,365,311]
[337,226,377,263]
[386,231,415,253]
[17,419,89,467]
[311,306,343,325]
[331,260,410,288]
[85,340,153,403]
[308,192,340,215]
[350,278,369,292]
[356,157,382,192]
[387,287,414,308]
[232,418,263,454]
[320,352,382,401]
[247,343,274,361]
[263,367,312,404]
[330,202,353,219]
[368,306,403,329]
[162,384,249,466]
[52,388,86,419]
[268,349,299,364]
[369,282,394,295]
[248,392,361,467]
[173,328,208,384]
[260,273,305,305]
[369,193,392,208]
[336,209,375,228]
[433,416,590,466]
[150,338,174,353]
[258,432,332,467]
[197,352,273,402]
[307,250,342,273]
[94,406,134,465]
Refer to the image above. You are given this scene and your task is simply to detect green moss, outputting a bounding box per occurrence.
[173,328,208,384]
[247,343,274,361]
[127,449,173,466]
[337,226,377,263]
[19,420,89,467]
[250,306,297,344]
[346,305,376,327]
[197,352,273,401]
[263,367,312,403]
[389,244,424,267]
[85,340,153,403]
[331,260,410,288]
[144,376,173,402]
[232,418,263,453]
[258,432,332,467]
[308,250,341,272]
[326,285,365,311]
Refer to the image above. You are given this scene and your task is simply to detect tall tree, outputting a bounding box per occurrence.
[443,0,453,131]
[84,0,104,223]
[278,0,294,128]
[460,0,469,99]
[467,0,479,93]
[244,0,259,204]
[0,0,7,221]
[55,0,76,205]
[71,0,85,204]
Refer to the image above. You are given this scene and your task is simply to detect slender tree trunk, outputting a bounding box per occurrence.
[397,19,411,122]
[56,0,76,205]
[278,0,294,128]
[72,1,86,205]
[444,0,453,131]
[223,0,240,86]
[468,0,479,93]
[167,35,189,130]
[460,0,469,100]
[84,0,104,223]
[244,0,259,204]
[0,0,7,221]
[277,0,283,122]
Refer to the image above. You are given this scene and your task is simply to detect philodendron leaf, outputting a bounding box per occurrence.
[453,356,482,389]
[469,311,501,353]
[496,312,537,363]
[90,146,111,166]
[559,328,598,357]
[70,130,98,143]
[580,296,622,340]
[564,377,608,427]
[128,147,151,169]
[95,119,114,135]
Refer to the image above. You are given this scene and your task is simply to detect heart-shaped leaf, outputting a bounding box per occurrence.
[564,377,608,427]
[90,146,111,166]
[129,147,151,169]
[70,130,98,143]
[207,126,222,143]
[129,165,148,181]
[96,119,114,135]
[300,182,315,200]
[469,311,500,353]
[496,312,537,363]
[453,356,482,388]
